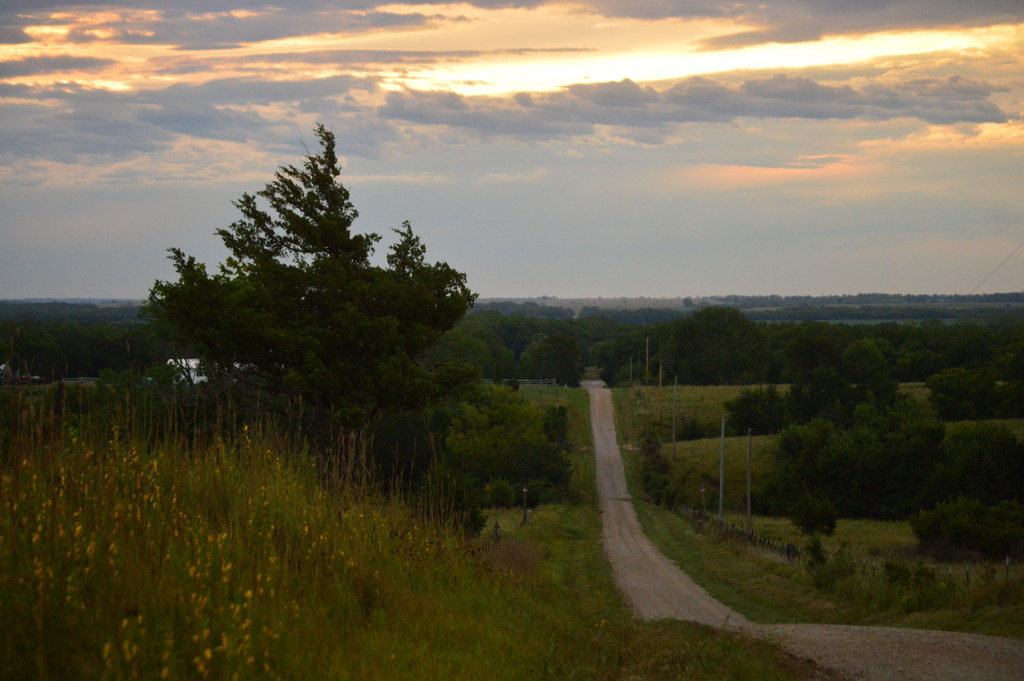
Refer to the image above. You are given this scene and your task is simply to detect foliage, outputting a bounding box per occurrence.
[924,422,1024,508]
[763,400,945,519]
[485,478,517,507]
[421,322,516,383]
[521,333,582,386]
[790,490,837,536]
[803,536,856,591]
[542,403,570,450]
[926,366,1023,420]
[146,124,475,430]
[639,429,686,508]
[725,385,787,435]
[0,320,158,380]
[472,300,574,319]
[661,306,769,385]
[912,497,1024,560]
[0,383,870,681]
[444,386,571,505]
[0,301,142,324]
[577,306,689,325]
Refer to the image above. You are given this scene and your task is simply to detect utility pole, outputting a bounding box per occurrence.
[719,414,726,522]
[746,428,752,533]
[645,336,650,383]
[671,378,677,460]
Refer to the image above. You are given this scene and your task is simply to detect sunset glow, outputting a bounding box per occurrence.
[1,0,1022,298]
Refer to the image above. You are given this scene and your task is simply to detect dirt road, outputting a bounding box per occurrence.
[586,382,1024,681]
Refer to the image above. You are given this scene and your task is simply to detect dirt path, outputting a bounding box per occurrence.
[585,382,1024,681]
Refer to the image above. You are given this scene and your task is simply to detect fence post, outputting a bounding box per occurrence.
[966,564,971,588]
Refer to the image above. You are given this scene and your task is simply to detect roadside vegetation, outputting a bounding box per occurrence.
[0,383,833,681]
[613,384,1024,640]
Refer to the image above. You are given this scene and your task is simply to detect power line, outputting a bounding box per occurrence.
[969,237,1024,295]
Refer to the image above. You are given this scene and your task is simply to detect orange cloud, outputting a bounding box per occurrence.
[676,158,878,192]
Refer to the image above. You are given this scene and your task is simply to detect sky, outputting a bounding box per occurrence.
[1,1,1022,300]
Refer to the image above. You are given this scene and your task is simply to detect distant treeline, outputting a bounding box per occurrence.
[3,297,1024,386]
[744,305,1023,322]
[472,295,1024,325]
[5,294,1022,326]
[472,300,575,319]
[1,320,161,378]
[0,301,143,324]
[715,292,1024,308]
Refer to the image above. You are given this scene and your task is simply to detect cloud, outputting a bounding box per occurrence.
[0,4,446,49]
[0,70,393,163]
[584,1,1024,48]
[0,55,116,77]
[380,73,1011,145]
[478,168,548,184]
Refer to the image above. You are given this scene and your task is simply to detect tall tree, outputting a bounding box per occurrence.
[146,124,476,429]
[661,306,768,384]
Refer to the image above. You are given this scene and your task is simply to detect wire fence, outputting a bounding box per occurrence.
[481,378,558,386]
[678,507,1024,593]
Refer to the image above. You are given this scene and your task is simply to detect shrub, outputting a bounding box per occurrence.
[803,536,856,592]
[790,490,837,536]
[912,497,1024,560]
[486,478,517,508]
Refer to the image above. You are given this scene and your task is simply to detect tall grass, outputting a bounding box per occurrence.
[0,384,832,680]
[1,424,534,679]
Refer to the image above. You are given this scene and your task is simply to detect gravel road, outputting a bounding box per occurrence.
[585,381,1024,681]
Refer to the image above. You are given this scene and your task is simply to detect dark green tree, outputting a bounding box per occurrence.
[146,124,476,429]
[924,422,1024,507]
[842,337,898,407]
[661,306,768,385]
[790,489,837,536]
[724,384,787,435]
[522,333,581,386]
[926,366,1000,420]
[445,386,571,500]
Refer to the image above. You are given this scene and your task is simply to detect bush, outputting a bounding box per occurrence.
[912,497,1024,560]
[803,536,856,592]
[486,478,517,508]
[790,490,837,535]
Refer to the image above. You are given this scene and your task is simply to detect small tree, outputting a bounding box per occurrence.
[147,124,476,430]
[790,489,837,536]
